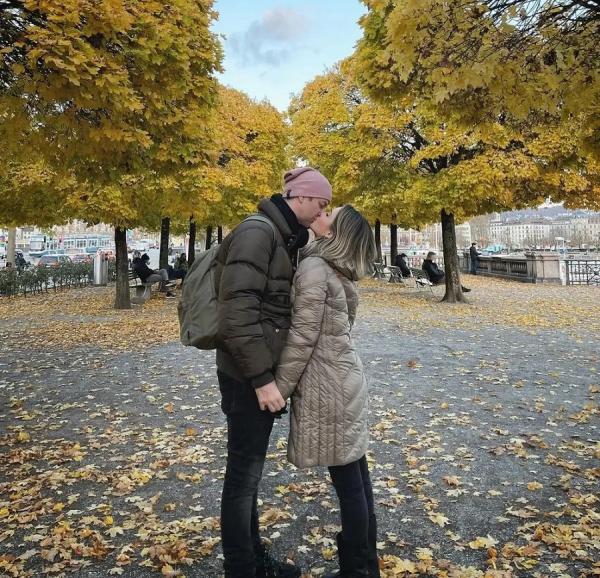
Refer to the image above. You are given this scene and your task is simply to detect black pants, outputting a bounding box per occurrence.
[167,265,185,281]
[218,371,275,578]
[328,455,375,547]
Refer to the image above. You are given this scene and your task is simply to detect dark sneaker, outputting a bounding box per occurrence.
[461,286,472,293]
[165,291,176,298]
[255,544,301,578]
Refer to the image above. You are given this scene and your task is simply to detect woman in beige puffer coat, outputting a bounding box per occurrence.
[276,205,379,578]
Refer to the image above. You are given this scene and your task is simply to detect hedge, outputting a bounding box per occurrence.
[0,261,117,297]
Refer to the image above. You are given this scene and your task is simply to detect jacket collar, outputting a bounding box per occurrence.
[258,197,292,239]
[258,196,309,251]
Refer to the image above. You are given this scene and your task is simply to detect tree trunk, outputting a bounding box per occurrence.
[114,227,131,309]
[217,226,223,244]
[440,209,466,303]
[7,228,16,266]
[188,216,196,266]
[390,222,398,266]
[375,219,382,262]
[159,217,170,269]
[205,226,213,250]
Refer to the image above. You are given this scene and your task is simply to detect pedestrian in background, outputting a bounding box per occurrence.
[469,242,481,274]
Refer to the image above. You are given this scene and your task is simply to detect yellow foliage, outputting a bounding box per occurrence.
[288,59,594,230]
[1,0,223,228]
[355,0,599,151]
[353,0,599,214]
[197,86,289,227]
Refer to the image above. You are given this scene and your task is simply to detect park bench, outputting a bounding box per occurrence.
[372,262,388,280]
[128,270,154,304]
[129,270,177,304]
[409,267,434,294]
[387,265,405,284]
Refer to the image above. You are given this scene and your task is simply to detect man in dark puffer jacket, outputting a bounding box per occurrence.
[215,167,332,578]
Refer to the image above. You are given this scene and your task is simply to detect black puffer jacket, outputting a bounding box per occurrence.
[215,197,304,388]
[131,257,154,282]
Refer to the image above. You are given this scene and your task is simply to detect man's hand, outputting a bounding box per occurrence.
[255,381,285,413]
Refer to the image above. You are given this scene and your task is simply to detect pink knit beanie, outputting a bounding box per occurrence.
[283,167,332,202]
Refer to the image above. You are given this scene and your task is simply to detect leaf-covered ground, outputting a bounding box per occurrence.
[0,277,598,578]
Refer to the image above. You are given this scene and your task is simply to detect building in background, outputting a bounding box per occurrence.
[467,205,600,250]
[15,221,164,255]
[487,216,600,249]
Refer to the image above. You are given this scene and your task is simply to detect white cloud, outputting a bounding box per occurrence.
[229,7,311,66]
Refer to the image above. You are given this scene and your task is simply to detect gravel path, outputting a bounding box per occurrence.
[1,279,598,577]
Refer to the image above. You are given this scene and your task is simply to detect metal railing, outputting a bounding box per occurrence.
[565,259,600,285]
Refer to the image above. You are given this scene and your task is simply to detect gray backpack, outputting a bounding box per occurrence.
[178,214,278,349]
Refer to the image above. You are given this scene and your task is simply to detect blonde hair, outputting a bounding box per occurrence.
[304,205,376,279]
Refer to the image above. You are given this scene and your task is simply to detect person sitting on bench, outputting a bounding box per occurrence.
[132,253,175,298]
[394,253,411,278]
[167,253,187,282]
[422,252,471,293]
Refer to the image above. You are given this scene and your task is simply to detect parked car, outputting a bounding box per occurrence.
[37,254,72,267]
[71,253,92,264]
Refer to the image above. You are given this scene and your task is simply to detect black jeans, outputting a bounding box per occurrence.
[328,455,375,547]
[218,371,275,578]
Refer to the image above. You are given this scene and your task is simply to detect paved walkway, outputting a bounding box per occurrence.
[0,277,598,577]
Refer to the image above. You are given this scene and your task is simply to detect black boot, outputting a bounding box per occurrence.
[255,543,301,578]
[324,533,369,578]
[367,515,381,578]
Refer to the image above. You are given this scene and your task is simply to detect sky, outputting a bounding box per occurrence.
[211,1,367,111]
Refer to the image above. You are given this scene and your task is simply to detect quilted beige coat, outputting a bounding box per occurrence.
[276,255,368,468]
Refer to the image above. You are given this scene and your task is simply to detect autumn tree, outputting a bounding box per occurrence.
[353,0,599,150]
[1,0,222,308]
[288,66,415,261]
[292,60,599,301]
[196,86,289,237]
[290,60,510,300]
[353,2,599,301]
[353,0,599,205]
